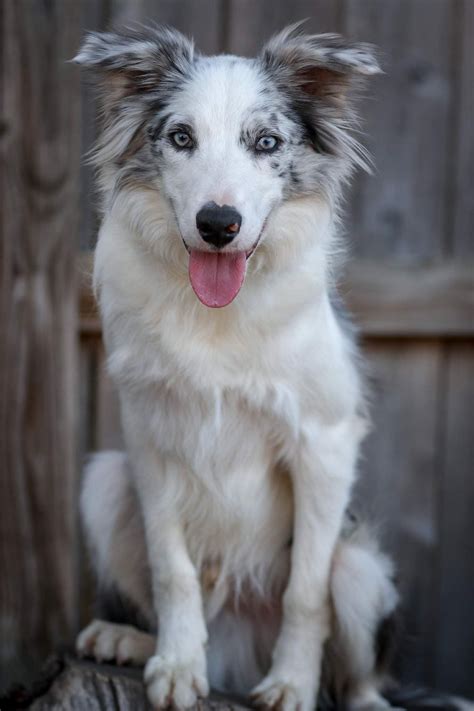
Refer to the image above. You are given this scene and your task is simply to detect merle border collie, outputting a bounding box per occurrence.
[73,23,464,711]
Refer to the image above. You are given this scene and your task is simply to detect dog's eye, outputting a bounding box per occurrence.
[171,131,193,149]
[255,135,279,153]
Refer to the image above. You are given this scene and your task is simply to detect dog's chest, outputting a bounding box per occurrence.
[144,374,288,476]
[109,309,306,465]
[137,374,295,584]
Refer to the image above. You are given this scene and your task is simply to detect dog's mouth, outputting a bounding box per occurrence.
[185,232,264,309]
[188,250,247,308]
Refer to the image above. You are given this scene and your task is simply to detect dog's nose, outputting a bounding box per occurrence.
[196,202,242,249]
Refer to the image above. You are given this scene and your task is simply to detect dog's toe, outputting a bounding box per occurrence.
[145,653,209,710]
[251,675,312,711]
[76,619,154,666]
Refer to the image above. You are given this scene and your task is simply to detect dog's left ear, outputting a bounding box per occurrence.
[261,24,381,109]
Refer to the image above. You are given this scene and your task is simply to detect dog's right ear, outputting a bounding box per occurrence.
[74,25,194,105]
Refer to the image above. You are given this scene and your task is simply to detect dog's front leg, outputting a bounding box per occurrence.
[252,417,360,711]
[130,447,209,710]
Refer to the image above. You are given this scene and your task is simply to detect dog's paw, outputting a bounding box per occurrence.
[347,690,399,711]
[251,673,316,711]
[76,619,155,666]
[144,653,209,710]
[348,701,400,711]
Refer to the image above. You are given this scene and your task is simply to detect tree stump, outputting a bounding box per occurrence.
[3,652,473,711]
[3,654,252,711]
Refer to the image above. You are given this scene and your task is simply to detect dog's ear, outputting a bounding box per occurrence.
[74,25,194,105]
[261,23,381,110]
[260,24,380,170]
[74,26,194,168]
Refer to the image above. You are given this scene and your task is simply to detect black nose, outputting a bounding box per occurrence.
[196,202,242,249]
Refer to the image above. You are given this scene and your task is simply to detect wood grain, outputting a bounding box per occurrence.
[452,0,474,257]
[226,0,341,56]
[27,656,251,711]
[110,0,224,54]
[354,342,442,686]
[79,0,110,250]
[0,0,81,693]
[343,261,474,337]
[434,343,474,696]
[343,0,454,262]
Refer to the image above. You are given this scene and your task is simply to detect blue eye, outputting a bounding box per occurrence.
[171,131,193,149]
[255,135,279,152]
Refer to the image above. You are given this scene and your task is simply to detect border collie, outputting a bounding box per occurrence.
[74,23,401,711]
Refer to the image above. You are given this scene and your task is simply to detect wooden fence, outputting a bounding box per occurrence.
[2,0,473,701]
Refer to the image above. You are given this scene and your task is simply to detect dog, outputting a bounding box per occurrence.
[74,23,400,711]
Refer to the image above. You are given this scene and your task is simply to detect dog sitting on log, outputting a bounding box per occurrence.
[74,23,400,711]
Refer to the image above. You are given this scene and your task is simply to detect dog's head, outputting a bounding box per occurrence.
[76,24,380,307]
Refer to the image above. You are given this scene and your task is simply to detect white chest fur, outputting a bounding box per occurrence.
[94,207,364,594]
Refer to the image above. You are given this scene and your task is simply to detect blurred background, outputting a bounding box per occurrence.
[1,0,473,701]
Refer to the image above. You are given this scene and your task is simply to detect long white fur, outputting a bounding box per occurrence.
[75,26,397,711]
[79,451,398,710]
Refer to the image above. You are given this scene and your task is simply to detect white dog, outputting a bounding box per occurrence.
[74,24,400,711]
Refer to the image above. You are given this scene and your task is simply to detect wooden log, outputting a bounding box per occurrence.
[4,653,472,710]
[0,0,81,693]
[8,655,252,711]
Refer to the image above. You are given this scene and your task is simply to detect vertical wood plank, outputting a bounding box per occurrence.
[342,0,453,261]
[433,2,474,690]
[452,0,474,257]
[0,0,80,691]
[434,343,474,695]
[355,341,442,686]
[79,0,110,250]
[111,0,224,53]
[227,0,341,56]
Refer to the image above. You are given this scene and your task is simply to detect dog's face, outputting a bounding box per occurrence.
[147,58,291,258]
[76,25,379,307]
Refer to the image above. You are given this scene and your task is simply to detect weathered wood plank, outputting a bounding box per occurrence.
[452,0,474,256]
[226,0,341,56]
[79,0,110,250]
[0,0,81,693]
[354,342,442,686]
[343,261,474,337]
[434,343,474,696]
[342,0,454,261]
[110,0,224,54]
[432,2,474,694]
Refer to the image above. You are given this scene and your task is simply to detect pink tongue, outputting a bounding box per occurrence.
[189,250,247,308]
